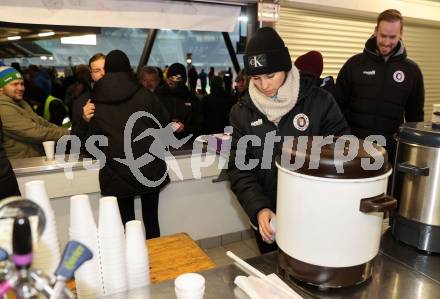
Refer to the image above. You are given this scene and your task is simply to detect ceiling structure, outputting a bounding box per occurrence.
[0,22,100,58]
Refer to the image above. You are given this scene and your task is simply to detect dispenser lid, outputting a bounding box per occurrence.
[397,122,440,148]
[276,136,391,179]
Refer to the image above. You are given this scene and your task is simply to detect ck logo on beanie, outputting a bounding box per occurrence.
[249,54,267,68]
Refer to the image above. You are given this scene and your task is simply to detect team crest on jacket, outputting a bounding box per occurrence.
[393,70,405,83]
[293,113,309,131]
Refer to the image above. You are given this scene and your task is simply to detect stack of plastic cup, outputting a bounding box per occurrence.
[174,273,206,299]
[25,180,61,275]
[69,195,104,298]
[125,220,150,289]
[98,196,128,295]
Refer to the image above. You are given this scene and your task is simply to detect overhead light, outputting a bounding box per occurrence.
[60,34,96,45]
[8,36,21,41]
[238,16,248,22]
[38,32,55,37]
[40,56,48,60]
[186,58,192,64]
[49,57,54,60]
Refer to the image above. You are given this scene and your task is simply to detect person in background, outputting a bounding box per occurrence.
[188,66,198,95]
[138,66,162,93]
[335,9,424,163]
[75,53,105,143]
[156,62,203,139]
[89,50,170,239]
[227,27,349,253]
[294,50,336,97]
[208,66,215,86]
[223,67,233,95]
[64,64,91,119]
[233,69,250,103]
[198,68,208,95]
[0,66,68,159]
[0,116,21,201]
[201,76,230,134]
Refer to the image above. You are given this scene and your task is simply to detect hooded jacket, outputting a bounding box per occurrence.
[156,84,203,139]
[90,72,170,197]
[0,93,68,159]
[227,72,350,225]
[335,35,424,153]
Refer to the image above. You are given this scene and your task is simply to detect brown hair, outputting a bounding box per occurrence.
[377,9,403,29]
[88,53,106,66]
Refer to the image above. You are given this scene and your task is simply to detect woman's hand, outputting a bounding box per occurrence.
[257,208,275,243]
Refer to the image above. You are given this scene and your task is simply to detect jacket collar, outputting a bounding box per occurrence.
[364,34,407,62]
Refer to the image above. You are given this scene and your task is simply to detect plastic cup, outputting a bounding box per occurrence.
[42,141,55,160]
[98,196,124,235]
[70,195,96,232]
[174,273,205,299]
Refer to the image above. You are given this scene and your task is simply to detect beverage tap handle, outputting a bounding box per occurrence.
[50,240,93,299]
[0,248,8,262]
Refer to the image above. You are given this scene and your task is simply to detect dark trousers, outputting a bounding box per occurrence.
[117,191,160,239]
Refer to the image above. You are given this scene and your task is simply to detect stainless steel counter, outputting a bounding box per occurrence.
[102,230,440,299]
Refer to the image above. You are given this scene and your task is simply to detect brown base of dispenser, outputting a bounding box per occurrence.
[277,249,374,288]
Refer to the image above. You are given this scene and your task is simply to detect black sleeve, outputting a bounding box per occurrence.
[186,97,204,137]
[227,104,274,226]
[334,60,352,114]
[319,91,351,136]
[49,100,68,126]
[70,95,90,144]
[405,64,425,122]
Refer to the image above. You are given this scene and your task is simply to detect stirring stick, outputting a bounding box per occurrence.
[226,251,302,299]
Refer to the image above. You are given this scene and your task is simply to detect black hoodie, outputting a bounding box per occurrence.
[227,72,349,226]
[335,35,424,159]
[90,72,170,197]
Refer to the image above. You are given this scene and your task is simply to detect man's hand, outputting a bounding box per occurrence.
[257,208,275,243]
[82,99,95,122]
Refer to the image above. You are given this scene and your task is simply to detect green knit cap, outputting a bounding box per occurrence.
[0,66,22,88]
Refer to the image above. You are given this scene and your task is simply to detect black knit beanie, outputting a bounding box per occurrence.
[167,63,187,82]
[243,27,292,75]
[105,49,132,73]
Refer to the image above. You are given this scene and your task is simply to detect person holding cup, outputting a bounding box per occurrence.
[0,66,68,159]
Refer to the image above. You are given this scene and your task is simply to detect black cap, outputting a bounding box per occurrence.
[243,27,292,76]
[105,49,132,73]
[167,63,187,82]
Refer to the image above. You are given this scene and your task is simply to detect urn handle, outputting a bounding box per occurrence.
[397,162,429,176]
[360,194,397,213]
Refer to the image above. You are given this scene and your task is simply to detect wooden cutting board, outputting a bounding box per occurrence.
[147,232,216,283]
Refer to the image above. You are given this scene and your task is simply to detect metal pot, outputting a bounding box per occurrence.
[391,122,440,253]
[275,137,396,288]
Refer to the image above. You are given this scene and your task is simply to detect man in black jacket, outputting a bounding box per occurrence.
[90,50,170,239]
[335,9,424,162]
[227,27,350,253]
[0,117,20,201]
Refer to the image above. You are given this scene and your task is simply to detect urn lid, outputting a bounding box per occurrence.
[276,136,391,179]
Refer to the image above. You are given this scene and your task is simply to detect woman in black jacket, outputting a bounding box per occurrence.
[227,28,350,253]
[90,50,170,239]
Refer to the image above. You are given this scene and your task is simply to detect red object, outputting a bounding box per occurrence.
[294,51,324,78]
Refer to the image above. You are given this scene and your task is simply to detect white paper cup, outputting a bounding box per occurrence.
[175,273,205,297]
[70,195,96,232]
[175,287,205,299]
[42,141,55,160]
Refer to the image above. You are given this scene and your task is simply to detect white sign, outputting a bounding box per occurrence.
[257,3,280,23]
